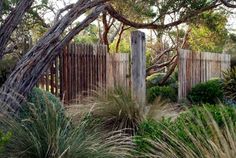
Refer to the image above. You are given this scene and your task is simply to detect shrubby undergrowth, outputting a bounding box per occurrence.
[0,88,133,158]
[134,104,236,158]
[187,79,223,104]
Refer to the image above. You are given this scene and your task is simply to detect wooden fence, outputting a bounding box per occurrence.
[38,43,130,104]
[178,49,231,100]
[106,53,130,89]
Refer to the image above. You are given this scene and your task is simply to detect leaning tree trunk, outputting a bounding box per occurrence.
[0,0,3,17]
[0,0,34,59]
[0,0,106,112]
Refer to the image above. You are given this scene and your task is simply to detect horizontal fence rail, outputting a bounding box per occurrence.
[178,49,231,100]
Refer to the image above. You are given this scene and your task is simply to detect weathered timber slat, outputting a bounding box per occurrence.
[38,43,130,104]
[178,49,231,100]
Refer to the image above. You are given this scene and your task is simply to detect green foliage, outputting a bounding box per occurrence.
[147,86,177,103]
[91,87,142,133]
[187,79,223,104]
[27,87,62,110]
[146,73,176,88]
[223,67,236,102]
[0,94,131,157]
[145,50,153,68]
[189,11,228,53]
[75,24,99,44]
[110,37,131,54]
[0,131,11,153]
[134,105,236,157]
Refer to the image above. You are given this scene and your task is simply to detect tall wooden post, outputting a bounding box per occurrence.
[131,31,146,111]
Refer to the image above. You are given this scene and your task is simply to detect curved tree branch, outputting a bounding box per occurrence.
[220,0,236,8]
[54,3,75,23]
[105,2,220,29]
[0,0,106,112]
[0,0,34,60]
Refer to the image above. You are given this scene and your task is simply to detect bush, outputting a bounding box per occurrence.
[187,79,223,104]
[147,86,177,103]
[146,73,177,89]
[0,131,11,153]
[27,87,62,109]
[223,67,236,102]
[134,105,236,157]
[0,95,132,157]
[20,87,63,119]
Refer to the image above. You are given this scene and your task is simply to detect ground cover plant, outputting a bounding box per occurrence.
[0,90,133,158]
[134,104,236,158]
[187,79,223,104]
[223,66,236,102]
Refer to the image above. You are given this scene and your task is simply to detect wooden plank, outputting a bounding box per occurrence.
[59,49,63,100]
[64,45,69,104]
[77,44,81,101]
[50,62,55,94]
[55,56,59,97]
[72,43,76,101]
[178,50,231,101]
[45,69,49,92]
[75,44,78,102]
[131,31,146,110]
[93,45,98,92]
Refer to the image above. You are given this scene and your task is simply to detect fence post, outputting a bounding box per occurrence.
[131,31,146,111]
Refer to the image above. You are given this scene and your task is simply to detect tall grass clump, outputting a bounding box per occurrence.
[90,87,143,133]
[0,91,133,158]
[223,67,236,102]
[135,105,236,158]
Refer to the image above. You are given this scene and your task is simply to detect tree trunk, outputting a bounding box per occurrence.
[0,0,3,17]
[102,12,110,46]
[0,0,105,112]
[0,0,34,59]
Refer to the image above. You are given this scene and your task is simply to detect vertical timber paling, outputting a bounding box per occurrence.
[178,49,231,101]
[38,43,131,104]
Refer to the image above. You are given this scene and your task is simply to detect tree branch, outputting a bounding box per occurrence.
[0,0,107,112]
[146,55,177,75]
[105,2,220,29]
[0,0,3,17]
[54,3,75,23]
[220,0,236,8]
[0,0,34,60]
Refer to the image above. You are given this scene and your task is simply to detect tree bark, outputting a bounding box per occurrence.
[0,0,105,112]
[102,12,110,46]
[0,0,34,59]
[0,0,3,17]
[220,0,236,8]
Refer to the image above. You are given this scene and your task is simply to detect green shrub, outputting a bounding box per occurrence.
[20,87,63,119]
[27,87,62,109]
[134,105,236,157]
[147,86,177,103]
[146,73,176,88]
[0,95,132,157]
[223,67,236,101]
[0,131,11,153]
[187,79,223,104]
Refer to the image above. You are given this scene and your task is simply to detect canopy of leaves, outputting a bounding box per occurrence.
[188,11,228,53]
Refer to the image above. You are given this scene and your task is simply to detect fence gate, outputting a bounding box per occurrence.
[178,49,231,100]
[38,43,130,104]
